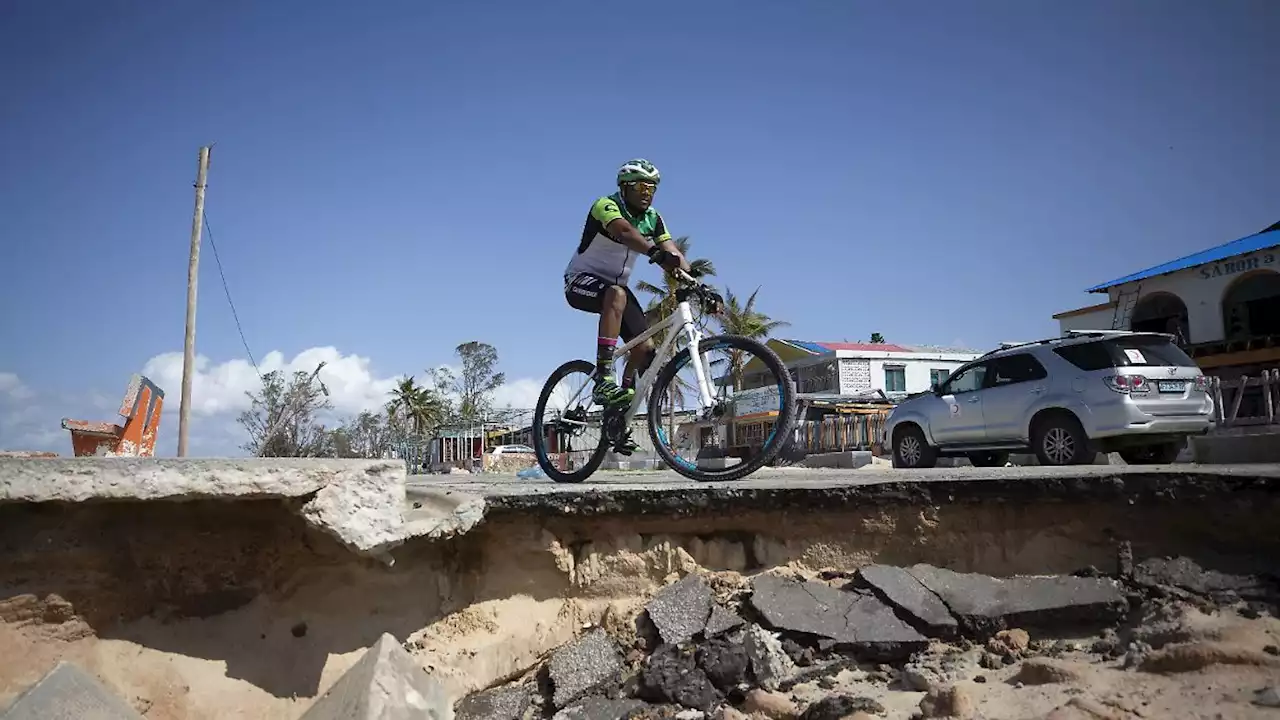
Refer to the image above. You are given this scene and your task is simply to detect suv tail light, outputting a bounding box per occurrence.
[1104,374,1150,394]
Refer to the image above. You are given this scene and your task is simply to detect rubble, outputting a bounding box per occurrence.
[0,661,143,720]
[299,633,451,720]
[451,557,1280,720]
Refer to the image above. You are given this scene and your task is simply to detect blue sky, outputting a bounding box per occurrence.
[2,0,1277,456]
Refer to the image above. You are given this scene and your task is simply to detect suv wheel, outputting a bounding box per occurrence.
[967,451,1010,468]
[1031,413,1095,466]
[1119,441,1182,465]
[893,425,938,469]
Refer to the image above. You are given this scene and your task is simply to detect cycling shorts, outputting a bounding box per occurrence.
[564,273,649,342]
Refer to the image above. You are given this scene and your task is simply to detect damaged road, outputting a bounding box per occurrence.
[455,556,1280,720]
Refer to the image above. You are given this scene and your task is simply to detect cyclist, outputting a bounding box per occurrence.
[563,158,691,453]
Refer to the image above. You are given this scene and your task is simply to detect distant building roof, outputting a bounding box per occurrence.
[1085,225,1280,293]
[774,339,980,356]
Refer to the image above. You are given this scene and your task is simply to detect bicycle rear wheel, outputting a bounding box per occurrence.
[646,334,797,482]
[532,359,610,483]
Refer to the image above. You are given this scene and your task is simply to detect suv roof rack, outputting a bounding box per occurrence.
[1062,329,1176,340]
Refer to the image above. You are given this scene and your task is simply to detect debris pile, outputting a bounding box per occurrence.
[452,557,1280,719]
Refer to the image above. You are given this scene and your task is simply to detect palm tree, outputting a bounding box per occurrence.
[715,287,790,392]
[636,236,717,443]
[387,375,446,438]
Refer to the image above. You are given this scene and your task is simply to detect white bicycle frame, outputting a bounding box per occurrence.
[554,286,717,431]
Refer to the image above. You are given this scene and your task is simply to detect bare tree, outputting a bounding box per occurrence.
[430,341,506,424]
[329,410,393,458]
[238,364,333,457]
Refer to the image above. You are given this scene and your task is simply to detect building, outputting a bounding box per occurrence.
[1053,220,1280,372]
[740,339,983,400]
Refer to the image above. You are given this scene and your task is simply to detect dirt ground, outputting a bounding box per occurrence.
[1,494,1278,719]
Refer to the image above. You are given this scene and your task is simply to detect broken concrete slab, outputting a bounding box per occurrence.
[300,632,452,720]
[741,624,797,691]
[548,628,625,709]
[0,661,143,720]
[454,685,531,720]
[856,564,959,639]
[0,458,421,557]
[748,574,928,657]
[903,564,1127,633]
[1131,556,1278,604]
[703,605,745,638]
[645,574,715,645]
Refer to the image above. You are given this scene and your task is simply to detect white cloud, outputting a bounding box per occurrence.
[141,347,402,418]
[0,372,34,401]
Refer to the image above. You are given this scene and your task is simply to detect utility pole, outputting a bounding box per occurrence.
[177,146,211,457]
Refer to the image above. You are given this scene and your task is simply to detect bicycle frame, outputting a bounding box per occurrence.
[610,297,716,425]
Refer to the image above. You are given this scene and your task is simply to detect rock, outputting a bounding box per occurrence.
[715,708,750,720]
[901,648,980,692]
[742,624,797,691]
[1254,686,1280,708]
[1137,641,1280,673]
[638,645,721,711]
[798,695,885,720]
[918,683,976,719]
[549,629,626,709]
[674,711,705,720]
[0,661,143,720]
[455,685,531,720]
[647,574,715,645]
[300,633,451,720]
[553,697,648,720]
[991,629,1030,655]
[903,564,1127,634]
[856,565,959,639]
[696,636,750,691]
[748,574,927,659]
[781,638,816,666]
[1010,658,1089,686]
[742,689,799,719]
[1132,556,1277,603]
[703,606,745,638]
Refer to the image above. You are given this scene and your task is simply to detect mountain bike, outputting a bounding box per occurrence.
[532,268,798,483]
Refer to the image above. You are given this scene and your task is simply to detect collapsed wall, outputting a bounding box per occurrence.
[0,460,1278,718]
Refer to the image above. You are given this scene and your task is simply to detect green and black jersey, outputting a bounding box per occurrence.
[564,192,672,286]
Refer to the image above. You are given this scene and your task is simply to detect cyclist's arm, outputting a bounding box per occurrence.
[592,198,656,254]
[651,213,691,272]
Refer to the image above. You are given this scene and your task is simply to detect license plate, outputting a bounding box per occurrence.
[1157,380,1186,393]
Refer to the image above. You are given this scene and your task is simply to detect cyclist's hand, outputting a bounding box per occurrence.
[647,246,680,271]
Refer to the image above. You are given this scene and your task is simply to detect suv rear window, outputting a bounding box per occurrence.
[1053,335,1197,371]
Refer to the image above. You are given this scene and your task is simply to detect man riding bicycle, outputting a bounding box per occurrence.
[563,158,691,454]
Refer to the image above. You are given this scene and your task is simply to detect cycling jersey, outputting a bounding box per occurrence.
[564,192,672,286]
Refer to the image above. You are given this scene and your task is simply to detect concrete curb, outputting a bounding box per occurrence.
[0,458,424,557]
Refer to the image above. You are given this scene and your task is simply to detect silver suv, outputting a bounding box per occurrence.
[882,330,1213,468]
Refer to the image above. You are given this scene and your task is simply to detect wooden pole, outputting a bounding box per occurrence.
[177,146,211,457]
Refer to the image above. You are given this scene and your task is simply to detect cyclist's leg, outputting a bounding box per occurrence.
[564,274,635,409]
[619,287,654,392]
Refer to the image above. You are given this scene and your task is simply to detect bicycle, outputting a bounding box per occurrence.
[532,267,798,483]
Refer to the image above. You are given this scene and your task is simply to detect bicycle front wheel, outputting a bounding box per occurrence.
[646,334,798,482]
[532,359,610,483]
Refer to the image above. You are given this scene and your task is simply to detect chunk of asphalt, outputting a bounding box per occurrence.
[454,685,531,720]
[696,636,750,691]
[903,564,1128,634]
[1132,556,1277,603]
[0,661,143,720]
[549,628,625,709]
[702,605,745,638]
[857,564,959,639]
[300,633,451,720]
[748,574,928,659]
[645,573,715,645]
[637,644,722,711]
[551,696,648,720]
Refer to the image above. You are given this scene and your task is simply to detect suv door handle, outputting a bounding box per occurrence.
[967,396,980,403]
[1030,386,1044,394]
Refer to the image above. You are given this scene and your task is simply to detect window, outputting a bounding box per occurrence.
[884,365,906,392]
[1054,336,1197,371]
[929,369,951,387]
[988,353,1048,386]
[943,363,988,394]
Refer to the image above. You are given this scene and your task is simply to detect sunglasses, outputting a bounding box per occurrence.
[627,181,658,196]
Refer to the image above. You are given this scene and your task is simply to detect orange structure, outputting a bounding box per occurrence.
[61,374,165,457]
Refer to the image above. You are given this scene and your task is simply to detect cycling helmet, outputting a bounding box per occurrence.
[617,158,661,186]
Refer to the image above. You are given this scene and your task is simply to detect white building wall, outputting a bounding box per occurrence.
[1067,246,1279,344]
[1057,305,1116,333]
[834,351,979,397]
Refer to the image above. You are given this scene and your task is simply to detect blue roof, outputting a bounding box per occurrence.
[781,340,830,354]
[1085,227,1280,293]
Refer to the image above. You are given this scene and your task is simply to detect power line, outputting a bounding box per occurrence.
[202,212,261,377]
